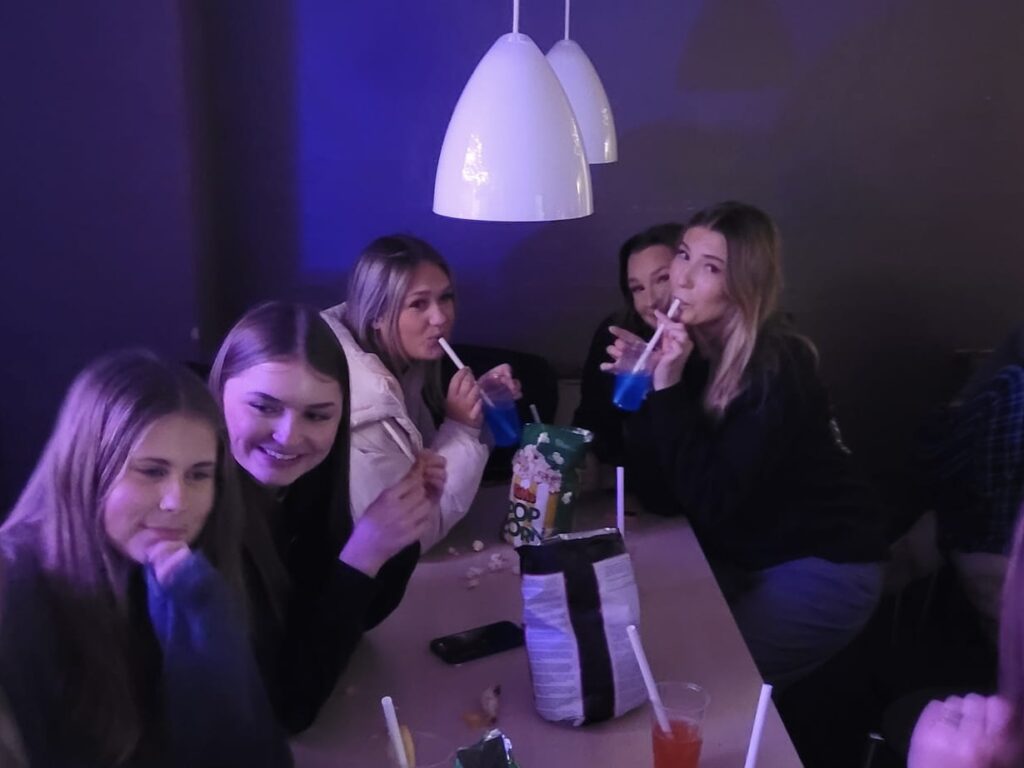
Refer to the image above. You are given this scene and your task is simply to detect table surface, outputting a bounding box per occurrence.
[293,484,803,768]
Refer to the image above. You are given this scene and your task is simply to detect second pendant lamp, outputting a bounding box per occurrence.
[546,0,618,164]
[433,0,593,222]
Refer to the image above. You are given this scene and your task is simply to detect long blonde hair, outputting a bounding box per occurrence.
[344,234,452,415]
[684,202,785,415]
[0,350,245,763]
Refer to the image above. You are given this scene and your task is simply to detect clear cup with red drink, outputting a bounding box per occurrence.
[650,682,710,768]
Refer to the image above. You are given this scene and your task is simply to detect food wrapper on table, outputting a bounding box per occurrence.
[503,424,592,546]
[455,729,519,768]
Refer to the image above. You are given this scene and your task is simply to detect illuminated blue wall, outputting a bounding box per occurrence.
[3,0,1024,505]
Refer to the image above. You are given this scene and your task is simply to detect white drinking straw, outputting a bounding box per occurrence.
[632,298,681,374]
[616,466,625,538]
[742,683,773,768]
[529,403,541,423]
[437,337,466,370]
[626,624,671,734]
[382,421,416,463]
[439,337,495,407]
[381,695,409,768]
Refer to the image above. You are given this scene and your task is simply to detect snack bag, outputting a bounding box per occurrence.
[455,729,519,768]
[517,528,646,726]
[504,424,592,546]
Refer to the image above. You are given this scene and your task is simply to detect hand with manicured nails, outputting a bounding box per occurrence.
[339,464,432,577]
[145,540,194,586]
[445,367,483,429]
[908,694,1020,768]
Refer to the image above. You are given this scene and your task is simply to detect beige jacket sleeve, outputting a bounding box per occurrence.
[349,415,488,552]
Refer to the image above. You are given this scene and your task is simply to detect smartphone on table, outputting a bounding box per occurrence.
[429,621,525,665]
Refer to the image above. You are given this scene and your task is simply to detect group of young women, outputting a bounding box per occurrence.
[0,201,1018,766]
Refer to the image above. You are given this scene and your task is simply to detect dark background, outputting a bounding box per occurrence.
[3,0,1023,509]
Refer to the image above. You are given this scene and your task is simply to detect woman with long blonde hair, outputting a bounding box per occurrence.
[607,201,887,687]
[322,235,520,550]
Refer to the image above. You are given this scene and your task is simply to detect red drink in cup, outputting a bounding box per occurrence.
[652,718,702,768]
[650,682,709,768]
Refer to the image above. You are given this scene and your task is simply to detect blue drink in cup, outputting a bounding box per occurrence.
[480,377,521,447]
[613,371,653,411]
[611,337,654,412]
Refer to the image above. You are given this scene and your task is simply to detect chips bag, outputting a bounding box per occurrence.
[517,528,646,725]
[503,424,592,546]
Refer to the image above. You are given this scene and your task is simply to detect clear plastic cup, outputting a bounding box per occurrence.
[650,682,710,768]
[479,375,521,447]
[612,337,655,412]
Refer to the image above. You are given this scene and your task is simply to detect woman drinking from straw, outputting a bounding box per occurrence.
[605,201,887,687]
[322,235,520,550]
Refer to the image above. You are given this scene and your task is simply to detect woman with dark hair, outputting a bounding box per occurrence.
[908,509,1024,768]
[211,300,434,733]
[0,350,288,766]
[607,202,887,687]
[322,234,519,550]
[573,223,681,513]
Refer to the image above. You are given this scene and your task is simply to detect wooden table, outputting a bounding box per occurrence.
[293,484,802,767]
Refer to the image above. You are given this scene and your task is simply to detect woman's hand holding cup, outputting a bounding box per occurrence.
[445,367,483,429]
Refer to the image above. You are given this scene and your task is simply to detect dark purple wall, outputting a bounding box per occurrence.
[0,3,200,507]
[3,0,1024,507]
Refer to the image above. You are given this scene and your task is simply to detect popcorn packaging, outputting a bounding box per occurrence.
[503,424,592,546]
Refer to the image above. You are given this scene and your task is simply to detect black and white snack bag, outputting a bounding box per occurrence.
[517,528,646,726]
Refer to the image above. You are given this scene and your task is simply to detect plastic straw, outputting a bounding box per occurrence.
[382,421,416,463]
[439,337,494,407]
[381,695,409,768]
[626,624,671,733]
[742,683,773,768]
[438,337,465,370]
[616,466,625,538]
[529,403,541,423]
[632,298,681,374]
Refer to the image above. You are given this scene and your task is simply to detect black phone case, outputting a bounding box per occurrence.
[429,621,525,665]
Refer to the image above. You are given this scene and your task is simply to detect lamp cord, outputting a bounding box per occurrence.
[512,0,520,33]
[564,0,571,40]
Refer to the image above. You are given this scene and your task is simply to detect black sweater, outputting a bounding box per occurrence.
[648,333,888,570]
[242,477,419,734]
[0,549,290,768]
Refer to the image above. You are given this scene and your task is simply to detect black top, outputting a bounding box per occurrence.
[0,547,290,767]
[241,476,419,734]
[573,313,677,515]
[647,331,888,570]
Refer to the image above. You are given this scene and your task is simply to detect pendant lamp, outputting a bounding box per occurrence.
[546,0,617,164]
[433,0,593,221]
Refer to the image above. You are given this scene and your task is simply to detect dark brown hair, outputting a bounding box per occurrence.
[616,223,683,331]
[209,301,353,615]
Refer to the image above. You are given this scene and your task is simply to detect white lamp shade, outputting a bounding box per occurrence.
[433,32,593,222]
[547,38,617,164]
